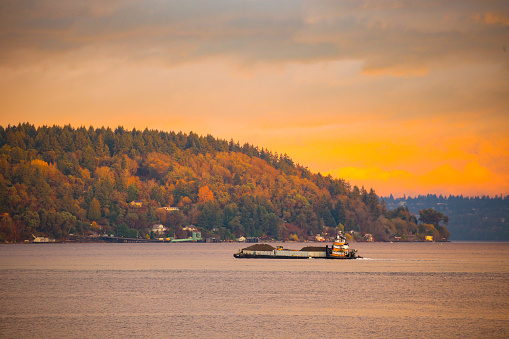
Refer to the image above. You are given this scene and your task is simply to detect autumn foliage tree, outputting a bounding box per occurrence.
[198,186,214,203]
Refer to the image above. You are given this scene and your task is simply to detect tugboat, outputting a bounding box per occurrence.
[233,232,359,259]
[328,232,357,259]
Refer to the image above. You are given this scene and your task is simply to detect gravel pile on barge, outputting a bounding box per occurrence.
[243,244,276,251]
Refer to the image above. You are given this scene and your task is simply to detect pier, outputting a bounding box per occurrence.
[100,236,162,243]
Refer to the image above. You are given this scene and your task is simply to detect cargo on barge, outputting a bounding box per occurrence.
[233,233,359,259]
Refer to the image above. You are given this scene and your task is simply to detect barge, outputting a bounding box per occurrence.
[234,232,359,259]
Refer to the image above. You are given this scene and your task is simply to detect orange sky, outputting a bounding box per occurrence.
[0,0,508,197]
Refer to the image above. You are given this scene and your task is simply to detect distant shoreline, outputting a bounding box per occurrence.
[6,240,509,245]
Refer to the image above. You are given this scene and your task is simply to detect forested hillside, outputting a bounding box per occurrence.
[0,124,448,242]
[384,195,509,241]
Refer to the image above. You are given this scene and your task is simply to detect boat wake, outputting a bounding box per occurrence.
[356,258,396,261]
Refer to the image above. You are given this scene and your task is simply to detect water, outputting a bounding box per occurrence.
[1,242,508,338]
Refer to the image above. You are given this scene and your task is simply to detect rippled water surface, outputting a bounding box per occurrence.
[1,242,508,338]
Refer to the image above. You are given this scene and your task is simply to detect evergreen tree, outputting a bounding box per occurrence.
[88,198,102,221]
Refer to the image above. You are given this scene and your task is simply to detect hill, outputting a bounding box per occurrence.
[0,123,449,242]
[383,195,509,241]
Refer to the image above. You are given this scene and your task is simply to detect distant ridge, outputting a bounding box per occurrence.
[383,195,509,241]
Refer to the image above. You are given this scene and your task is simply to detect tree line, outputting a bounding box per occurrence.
[0,123,449,242]
[384,194,509,241]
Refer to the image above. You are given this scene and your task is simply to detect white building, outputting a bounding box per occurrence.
[161,207,179,211]
[151,224,168,235]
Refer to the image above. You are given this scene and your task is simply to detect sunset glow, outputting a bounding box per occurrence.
[1,0,508,197]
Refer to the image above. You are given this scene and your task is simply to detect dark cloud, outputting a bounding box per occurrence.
[1,0,508,71]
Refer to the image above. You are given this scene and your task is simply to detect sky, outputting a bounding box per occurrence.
[0,0,508,197]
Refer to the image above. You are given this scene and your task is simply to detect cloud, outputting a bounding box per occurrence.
[333,166,412,182]
[326,161,507,197]
[1,0,508,73]
[475,12,509,26]
[420,162,492,186]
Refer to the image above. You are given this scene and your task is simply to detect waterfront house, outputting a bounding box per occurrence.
[364,234,374,242]
[151,224,168,235]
